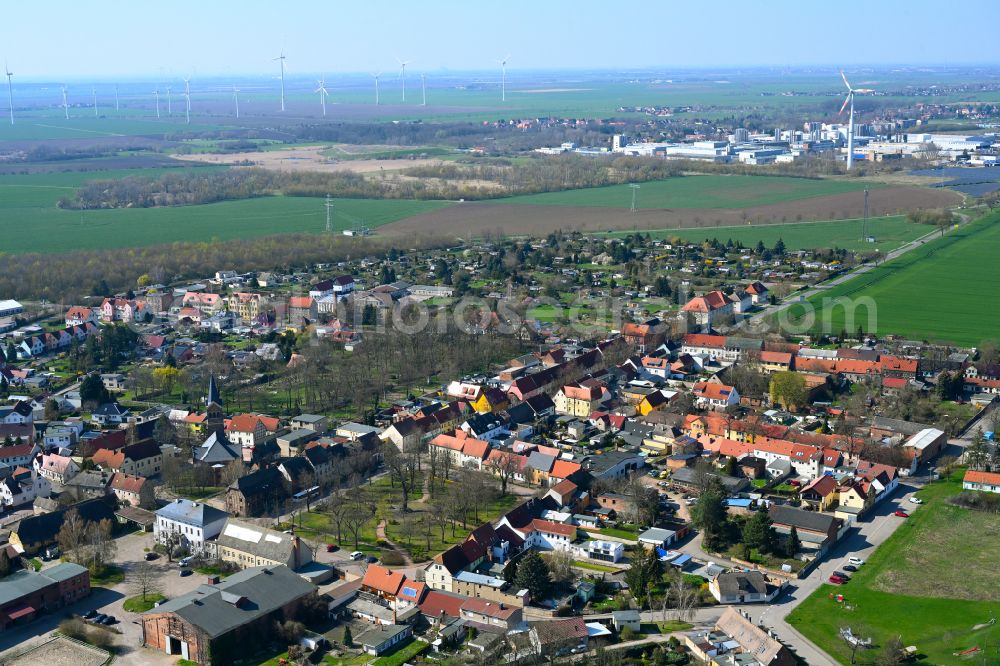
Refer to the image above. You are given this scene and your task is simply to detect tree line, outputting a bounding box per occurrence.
[0,233,449,302]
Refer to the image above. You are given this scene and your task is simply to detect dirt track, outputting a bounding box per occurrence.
[379,186,961,237]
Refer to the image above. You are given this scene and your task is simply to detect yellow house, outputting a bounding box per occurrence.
[836,480,874,519]
[554,384,603,418]
[471,387,509,414]
[640,431,675,456]
[638,389,676,416]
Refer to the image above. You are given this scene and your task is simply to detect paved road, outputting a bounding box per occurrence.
[743,482,923,666]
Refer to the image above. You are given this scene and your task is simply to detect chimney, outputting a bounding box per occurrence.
[292,535,301,569]
[207,575,220,585]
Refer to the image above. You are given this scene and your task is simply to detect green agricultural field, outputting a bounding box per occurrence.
[498,175,874,210]
[604,215,932,252]
[785,211,1000,346]
[0,113,235,141]
[0,169,451,254]
[787,470,1000,665]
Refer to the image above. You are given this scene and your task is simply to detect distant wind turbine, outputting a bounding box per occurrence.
[92,87,98,117]
[315,78,329,116]
[371,72,381,105]
[60,85,69,119]
[4,62,13,125]
[420,73,426,106]
[183,77,191,124]
[114,84,120,114]
[166,86,172,115]
[153,88,160,119]
[396,58,408,102]
[838,71,874,171]
[498,54,510,103]
[274,50,287,111]
[232,85,240,119]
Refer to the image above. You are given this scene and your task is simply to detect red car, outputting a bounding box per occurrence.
[326,544,339,553]
[894,510,909,518]
[828,574,847,585]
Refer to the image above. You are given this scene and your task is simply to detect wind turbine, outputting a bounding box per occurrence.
[4,62,13,125]
[315,78,329,116]
[838,71,874,171]
[60,85,69,119]
[371,72,381,105]
[232,85,240,119]
[153,88,160,119]
[420,73,426,106]
[396,58,408,102]
[166,86,172,115]
[114,84,120,114]
[183,77,191,124]
[498,54,510,103]
[274,50,287,111]
[92,87,98,117]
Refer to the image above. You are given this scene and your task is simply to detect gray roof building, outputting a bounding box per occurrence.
[145,565,315,639]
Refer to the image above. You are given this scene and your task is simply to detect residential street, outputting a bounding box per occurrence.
[745,482,922,665]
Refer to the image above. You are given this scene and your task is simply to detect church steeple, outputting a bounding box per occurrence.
[207,374,222,408]
[205,375,224,437]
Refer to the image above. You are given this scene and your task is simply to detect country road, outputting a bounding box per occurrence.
[742,210,972,331]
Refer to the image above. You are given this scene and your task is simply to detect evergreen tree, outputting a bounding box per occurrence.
[742,509,776,554]
[691,477,729,551]
[513,549,551,600]
[624,546,661,601]
[785,526,801,558]
[342,624,353,647]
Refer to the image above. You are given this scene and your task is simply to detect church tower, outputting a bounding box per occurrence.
[205,375,224,437]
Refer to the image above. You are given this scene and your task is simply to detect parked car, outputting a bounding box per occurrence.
[178,556,194,566]
[828,575,847,585]
[842,564,858,572]
[365,555,378,564]
[894,510,909,518]
[908,497,923,504]
[102,615,117,625]
[848,557,865,566]
[833,571,851,580]
[93,614,107,624]
[350,551,364,561]
[144,552,159,561]
[179,568,192,577]
[83,609,98,619]
[326,544,339,553]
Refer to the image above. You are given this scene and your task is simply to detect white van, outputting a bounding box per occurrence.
[350,551,364,561]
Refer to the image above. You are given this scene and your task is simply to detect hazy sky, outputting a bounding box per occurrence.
[6,0,1000,79]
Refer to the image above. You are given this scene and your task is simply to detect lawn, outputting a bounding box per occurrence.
[89,564,125,586]
[569,559,619,573]
[785,210,1000,346]
[0,169,452,254]
[498,175,874,210]
[372,639,429,666]
[787,469,1000,665]
[123,593,166,613]
[604,214,931,253]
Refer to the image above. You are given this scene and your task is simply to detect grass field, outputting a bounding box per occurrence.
[498,175,875,209]
[0,169,452,254]
[787,470,1000,665]
[603,214,930,252]
[785,210,1000,346]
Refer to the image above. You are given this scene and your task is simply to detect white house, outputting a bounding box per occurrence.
[576,539,624,563]
[0,467,51,508]
[963,469,1000,494]
[692,382,740,411]
[35,453,81,484]
[154,498,229,555]
[520,519,577,552]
